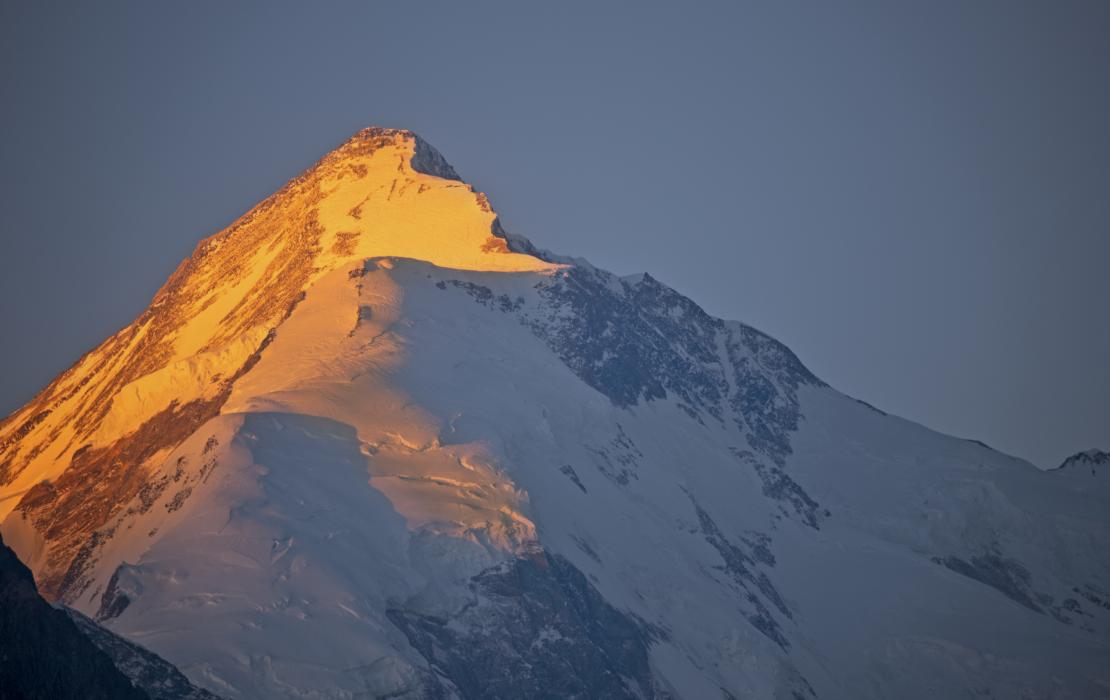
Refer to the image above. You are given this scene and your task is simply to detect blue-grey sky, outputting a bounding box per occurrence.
[1,1,1107,468]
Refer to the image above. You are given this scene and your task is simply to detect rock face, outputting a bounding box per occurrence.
[388,552,662,700]
[0,533,221,699]
[1056,448,1110,473]
[1,128,1108,699]
[64,608,222,700]
[0,533,146,699]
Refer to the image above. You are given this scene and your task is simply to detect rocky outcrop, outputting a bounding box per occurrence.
[388,551,666,699]
[64,608,221,700]
[0,533,147,699]
[1055,448,1110,474]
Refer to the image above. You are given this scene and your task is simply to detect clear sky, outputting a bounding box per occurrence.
[1,1,1107,468]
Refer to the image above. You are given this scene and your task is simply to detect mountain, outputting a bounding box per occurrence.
[1,127,1108,699]
[1055,448,1110,474]
[0,533,218,700]
[61,606,222,700]
[0,532,148,699]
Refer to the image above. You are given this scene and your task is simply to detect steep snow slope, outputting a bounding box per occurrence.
[1,128,1107,699]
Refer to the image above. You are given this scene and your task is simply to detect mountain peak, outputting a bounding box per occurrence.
[0,125,558,528]
[331,126,461,181]
[293,125,552,273]
[1055,448,1110,472]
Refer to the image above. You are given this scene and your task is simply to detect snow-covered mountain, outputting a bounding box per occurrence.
[1,127,1107,699]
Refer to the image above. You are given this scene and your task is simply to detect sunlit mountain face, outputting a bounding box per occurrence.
[1,128,1107,699]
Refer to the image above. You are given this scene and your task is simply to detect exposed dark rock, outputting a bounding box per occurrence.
[586,424,642,486]
[528,268,721,413]
[0,533,148,699]
[1075,584,1110,612]
[95,566,132,622]
[570,535,602,564]
[411,134,461,181]
[388,551,667,699]
[559,464,588,493]
[722,323,817,466]
[439,279,523,313]
[65,608,222,700]
[1053,448,1110,474]
[0,409,52,456]
[741,531,777,567]
[933,550,1042,612]
[687,495,792,649]
[445,263,818,468]
[731,448,822,530]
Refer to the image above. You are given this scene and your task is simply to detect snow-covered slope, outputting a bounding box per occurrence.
[1,128,1107,699]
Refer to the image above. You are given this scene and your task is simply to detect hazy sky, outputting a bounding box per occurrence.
[1,1,1107,468]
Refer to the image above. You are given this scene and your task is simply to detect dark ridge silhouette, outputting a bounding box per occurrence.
[0,533,148,699]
